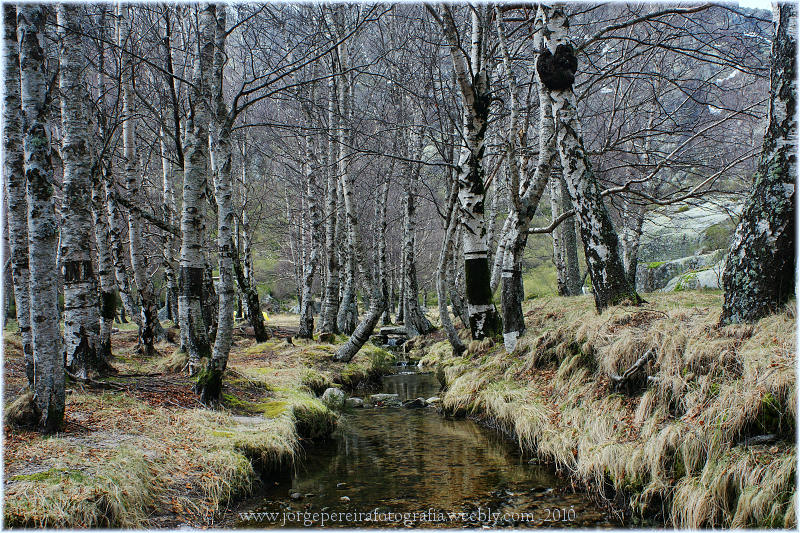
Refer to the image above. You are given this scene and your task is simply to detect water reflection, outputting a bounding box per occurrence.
[236,371,620,529]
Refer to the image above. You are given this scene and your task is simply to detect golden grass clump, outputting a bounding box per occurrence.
[431,292,796,528]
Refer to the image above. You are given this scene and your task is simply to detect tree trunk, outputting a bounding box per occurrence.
[333,287,386,363]
[105,173,139,323]
[299,136,322,338]
[437,181,466,355]
[319,71,340,335]
[402,123,434,337]
[179,3,215,373]
[561,177,583,295]
[160,130,179,323]
[92,177,116,364]
[18,4,65,432]
[119,5,163,356]
[541,5,641,312]
[434,5,502,340]
[91,8,117,365]
[334,49,357,335]
[198,5,234,404]
[619,196,645,289]
[4,5,33,386]
[719,4,796,325]
[550,171,583,296]
[58,4,101,378]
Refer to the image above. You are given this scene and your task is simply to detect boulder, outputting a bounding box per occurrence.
[368,393,401,407]
[662,262,725,292]
[638,199,740,262]
[321,387,346,410]
[636,249,725,293]
[345,397,364,409]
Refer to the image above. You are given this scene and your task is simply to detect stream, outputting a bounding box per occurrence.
[234,368,621,528]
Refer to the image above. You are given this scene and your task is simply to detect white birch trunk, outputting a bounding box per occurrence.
[119,5,163,354]
[542,5,640,311]
[19,4,65,431]
[4,5,33,385]
[58,4,100,377]
[435,5,502,339]
[299,135,322,338]
[179,3,215,373]
[319,70,340,335]
[720,4,796,325]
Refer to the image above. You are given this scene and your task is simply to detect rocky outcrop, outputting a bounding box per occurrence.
[636,249,725,292]
[638,200,740,262]
[662,262,724,292]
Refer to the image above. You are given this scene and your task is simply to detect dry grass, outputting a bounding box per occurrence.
[3,322,394,528]
[421,292,796,528]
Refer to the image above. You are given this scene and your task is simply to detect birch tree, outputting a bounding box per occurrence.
[719,3,796,325]
[119,6,165,355]
[401,119,434,337]
[180,3,215,373]
[18,4,65,431]
[298,135,322,338]
[4,5,33,385]
[58,4,101,377]
[429,4,502,340]
[198,5,234,403]
[540,5,641,311]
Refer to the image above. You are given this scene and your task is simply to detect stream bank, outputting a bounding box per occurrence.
[3,325,394,528]
[227,369,619,528]
[414,292,796,528]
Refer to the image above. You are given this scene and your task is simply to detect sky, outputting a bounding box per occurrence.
[737,0,773,12]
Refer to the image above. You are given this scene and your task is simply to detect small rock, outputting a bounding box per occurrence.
[402,398,426,409]
[345,397,364,408]
[336,482,347,488]
[321,388,346,410]
[369,393,401,407]
[290,492,303,500]
[339,496,350,502]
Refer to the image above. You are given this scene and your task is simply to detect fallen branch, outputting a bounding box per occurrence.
[65,371,127,391]
[610,348,655,386]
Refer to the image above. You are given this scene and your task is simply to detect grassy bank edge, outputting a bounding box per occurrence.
[3,332,396,528]
[416,292,796,529]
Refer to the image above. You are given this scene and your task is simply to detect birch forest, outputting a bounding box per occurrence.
[2,2,797,530]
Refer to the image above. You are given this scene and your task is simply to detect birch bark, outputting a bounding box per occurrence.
[119,5,164,355]
[4,5,33,385]
[542,5,640,311]
[180,3,215,373]
[432,4,502,339]
[719,4,796,325]
[58,4,100,377]
[19,4,65,431]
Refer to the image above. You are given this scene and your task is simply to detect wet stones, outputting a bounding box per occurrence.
[321,387,346,410]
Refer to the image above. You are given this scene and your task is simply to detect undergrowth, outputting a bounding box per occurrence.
[421,292,796,528]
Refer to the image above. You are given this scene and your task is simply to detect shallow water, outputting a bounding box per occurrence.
[235,369,621,528]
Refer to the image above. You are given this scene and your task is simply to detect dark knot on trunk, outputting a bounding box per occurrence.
[537,44,578,91]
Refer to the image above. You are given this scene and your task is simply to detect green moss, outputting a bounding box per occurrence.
[258,400,288,418]
[10,468,87,483]
[675,272,698,291]
[702,221,735,250]
[647,261,666,269]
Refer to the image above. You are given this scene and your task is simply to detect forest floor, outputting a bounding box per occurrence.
[414,291,797,529]
[3,292,796,529]
[2,317,396,528]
